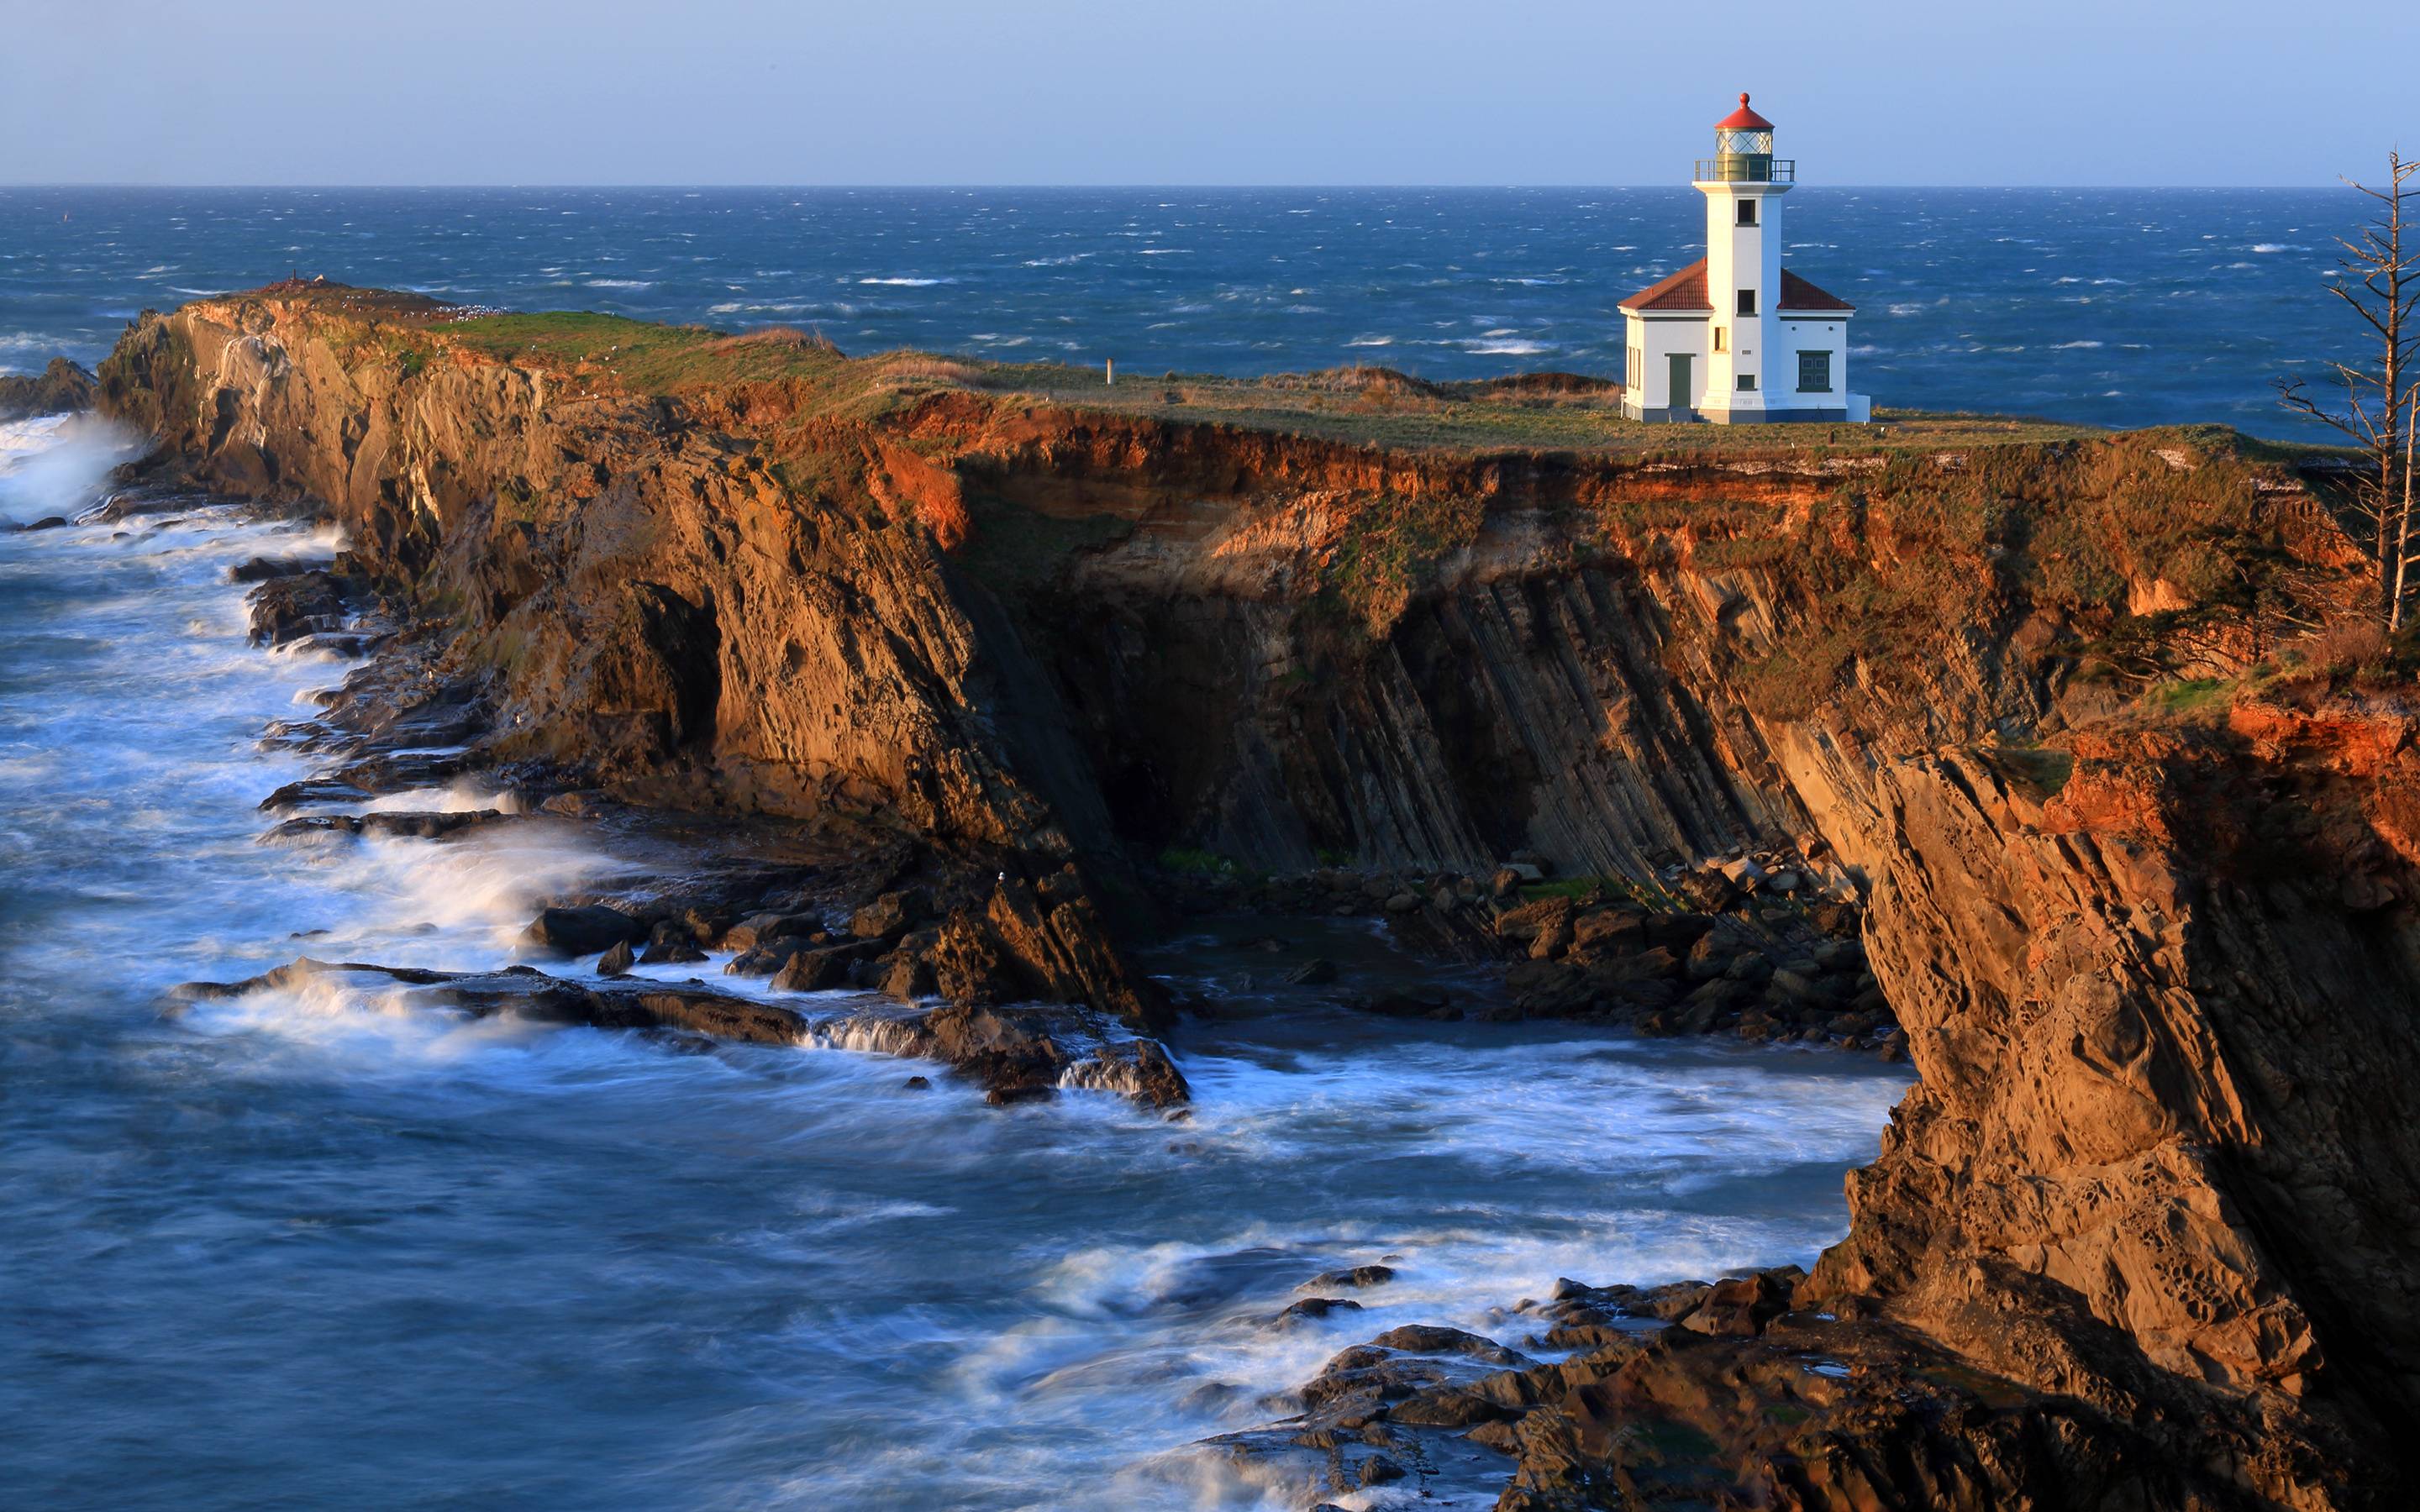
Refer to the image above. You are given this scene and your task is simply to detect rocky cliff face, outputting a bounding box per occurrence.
[0,356,97,421]
[99,286,2414,1506]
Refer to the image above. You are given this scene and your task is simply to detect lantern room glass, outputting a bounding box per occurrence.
[1699,127,1791,182]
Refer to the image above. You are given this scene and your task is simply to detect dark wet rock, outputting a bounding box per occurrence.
[1642,911,1719,949]
[361,809,508,839]
[769,940,877,992]
[1357,1455,1404,1487]
[596,940,635,978]
[245,570,351,648]
[725,939,809,978]
[719,911,819,953]
[1063,1037,1190,1109]
[258,777,372,812]
[1276,1297,1365,1326]
[259,809,508,844]
[15,515,70,533]
[154,958,1186,1114]
[1346,988,1458,1021]
[522,905,646,955]
[637,919,708,965]
[1305,1265,1396,1291]
[1365,1326,1533,1369]
[1284,958,1338,986]
[229,554,334,583]
[901,1074,930,1090]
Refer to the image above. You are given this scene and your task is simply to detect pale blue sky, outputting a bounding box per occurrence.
[5,0,2412,186]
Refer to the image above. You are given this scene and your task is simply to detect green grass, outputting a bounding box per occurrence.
[1156,847,1242,877]
[2144,676,2233,717]
[223,281,2145,461]
[1989,745,2077,800]
[441,312,856,395]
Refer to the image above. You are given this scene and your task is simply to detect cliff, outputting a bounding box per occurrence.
[97,284,2416,1508]
[0,356,98,421]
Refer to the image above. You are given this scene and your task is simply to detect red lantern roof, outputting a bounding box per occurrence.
[1715,92,1773,131]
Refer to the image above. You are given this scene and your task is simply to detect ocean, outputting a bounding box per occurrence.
[0,186,2370,438]
[0,185,2329,1509]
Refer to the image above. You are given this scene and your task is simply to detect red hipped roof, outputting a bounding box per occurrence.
[1780,269,1854,311]
[1618,258,1856,314]
[1618,260,1710,312]
[1716,92,1773,130]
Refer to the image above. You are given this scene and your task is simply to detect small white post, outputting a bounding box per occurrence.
[1105,357,1114,387]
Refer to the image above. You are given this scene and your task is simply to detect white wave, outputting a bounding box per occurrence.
[1464,339,1551,355]
[583,278,655,289]
[358,779,531,816]
[1344,336,1394,348]
[858,276,951,286]
[0,413,144,528]
[2053,339,2105,349]
[2249,243,2302,253]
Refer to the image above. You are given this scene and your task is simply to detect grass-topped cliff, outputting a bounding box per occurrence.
[175,279,2124,454]
[92,281,2420,1508]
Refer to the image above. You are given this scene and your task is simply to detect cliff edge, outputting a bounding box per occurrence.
[97,283,2417,1508]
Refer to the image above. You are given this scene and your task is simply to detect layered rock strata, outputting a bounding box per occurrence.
[97,286,2414,1506]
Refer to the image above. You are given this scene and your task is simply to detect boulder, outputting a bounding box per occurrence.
[1285,958,1339,986]
[1275,1297,1365,1326]
[229,554,334,584]
[639,920,707,965]
[597,940,635,977]
[1680,1272,1789,1337]
[720,911,817,953]
[771,941,876,992]
[1305,1264,1397,1290]
[848,888,930,939]
[522,905,645,955]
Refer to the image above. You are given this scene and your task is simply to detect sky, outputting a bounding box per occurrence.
[4,0,2413,187]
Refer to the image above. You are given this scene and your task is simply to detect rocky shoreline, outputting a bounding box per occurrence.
[87,283,2420,1507]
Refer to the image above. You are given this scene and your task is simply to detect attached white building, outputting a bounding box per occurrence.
[1620,93,1870,425]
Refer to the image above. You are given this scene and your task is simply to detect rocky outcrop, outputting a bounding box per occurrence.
[0,357,97,420]
[101,286,1162,1030]
[1807,722,2420,1486]
[98,286,2417,1506]
[166,958,1187,1108]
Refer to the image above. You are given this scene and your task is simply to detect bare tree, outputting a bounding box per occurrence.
[2278,151,2420,628]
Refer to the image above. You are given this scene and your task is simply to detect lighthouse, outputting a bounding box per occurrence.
[1619,94,1870,425]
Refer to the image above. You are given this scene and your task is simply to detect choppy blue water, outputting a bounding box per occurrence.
[0,416,1912,1509]
[0,186,2367,438]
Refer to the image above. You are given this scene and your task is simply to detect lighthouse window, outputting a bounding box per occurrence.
[1737,200,1757,226]
[1712,327,1728,353]
[1738,373,1758,392]
[1736,289,1757,316]
[1798,350,1833,392]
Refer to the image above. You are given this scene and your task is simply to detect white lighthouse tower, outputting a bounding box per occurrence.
[1619,93,1869,425]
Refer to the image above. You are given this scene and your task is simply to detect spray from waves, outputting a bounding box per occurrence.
[0,413,143,526]
[261,819,639,964]
[356,778,534,816]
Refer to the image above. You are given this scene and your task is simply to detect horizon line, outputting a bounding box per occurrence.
[0,181,2349,194]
